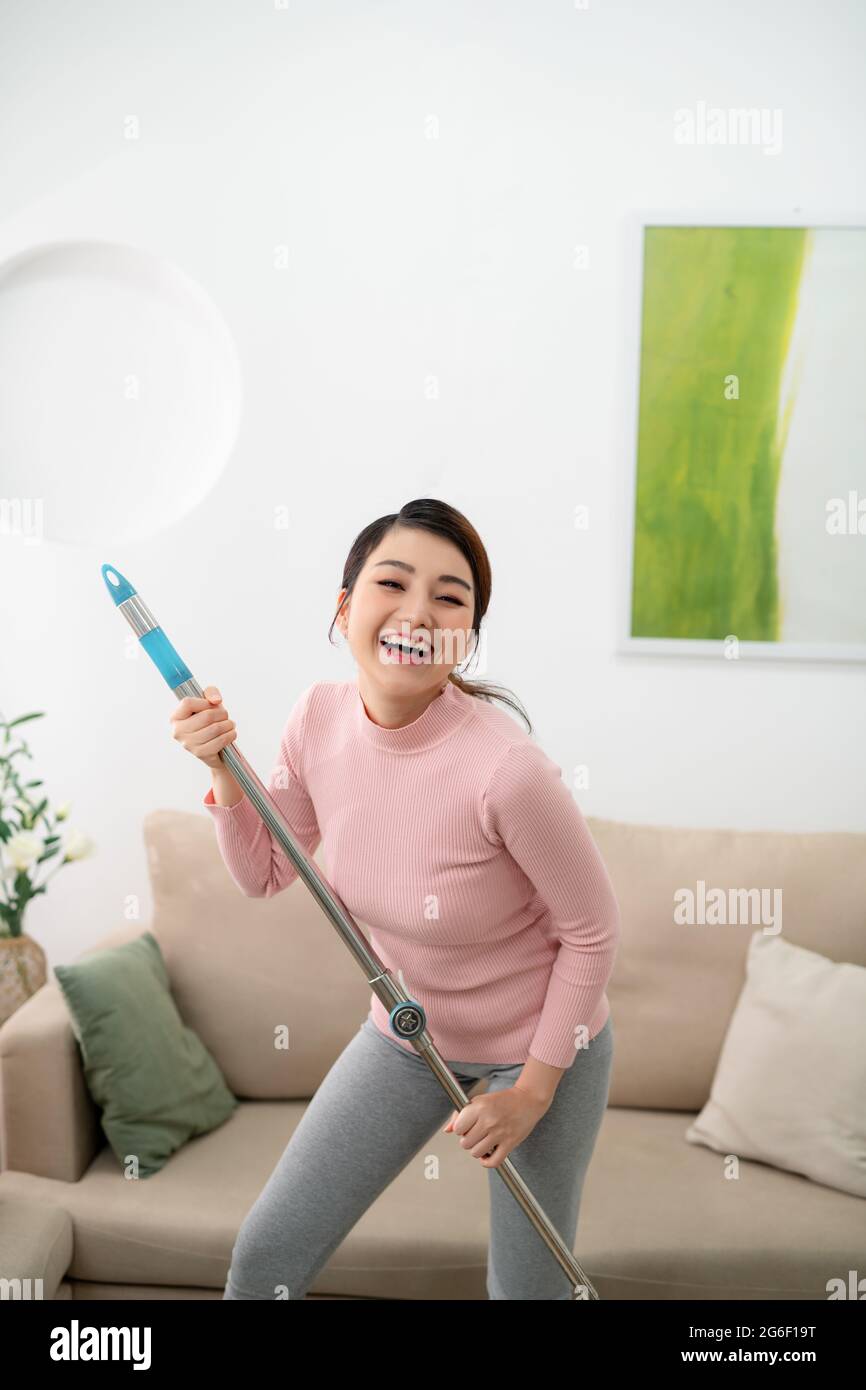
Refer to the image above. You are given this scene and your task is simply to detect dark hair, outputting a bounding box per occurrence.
[328,498,532,735]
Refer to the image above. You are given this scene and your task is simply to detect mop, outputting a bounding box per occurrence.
[101,562,601,1301]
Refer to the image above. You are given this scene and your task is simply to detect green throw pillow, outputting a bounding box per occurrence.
[54,931,237,1177]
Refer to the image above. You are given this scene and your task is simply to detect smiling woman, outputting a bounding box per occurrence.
[206,496,620,1300]
[328,497,532,735]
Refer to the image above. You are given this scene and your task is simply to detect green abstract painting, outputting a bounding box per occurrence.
[630,225,866,656]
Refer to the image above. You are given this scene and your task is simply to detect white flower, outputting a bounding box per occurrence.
[63,828,95,862]
[4,831,44,872]
[55,801,72,821]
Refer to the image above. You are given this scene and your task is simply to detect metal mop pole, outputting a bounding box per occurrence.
[100,563,600,1302]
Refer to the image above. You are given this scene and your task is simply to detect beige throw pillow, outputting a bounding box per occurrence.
[686,931,866,1199]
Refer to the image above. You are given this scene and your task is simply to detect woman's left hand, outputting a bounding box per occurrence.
[442,1085,553,1169]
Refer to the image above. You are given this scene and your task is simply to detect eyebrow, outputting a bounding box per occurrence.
[372,559,473,593]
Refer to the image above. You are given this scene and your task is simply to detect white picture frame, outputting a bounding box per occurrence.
[615,212,866,664]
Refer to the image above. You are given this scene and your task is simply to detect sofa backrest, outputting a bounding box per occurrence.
[589,816,866,1109]
[142,809,371,1100]
[138,809,866,1110]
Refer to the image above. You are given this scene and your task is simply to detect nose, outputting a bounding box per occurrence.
[391,603,435,633]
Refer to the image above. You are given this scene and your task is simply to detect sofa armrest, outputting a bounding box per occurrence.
[0,980,102,1181]
[0,1196,74,1299]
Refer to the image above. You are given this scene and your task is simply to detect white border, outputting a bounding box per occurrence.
[615,213,866,664]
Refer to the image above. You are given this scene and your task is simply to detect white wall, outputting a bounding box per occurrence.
[1,0,864,968]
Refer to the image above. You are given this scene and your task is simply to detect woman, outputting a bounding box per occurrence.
[180,497,620,1299]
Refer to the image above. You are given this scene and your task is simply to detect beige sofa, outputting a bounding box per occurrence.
[1,809,864,1300]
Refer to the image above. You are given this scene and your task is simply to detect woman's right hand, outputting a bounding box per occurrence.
[170,686,237,770]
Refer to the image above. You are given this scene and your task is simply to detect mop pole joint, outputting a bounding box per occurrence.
[388,1001,427,1039]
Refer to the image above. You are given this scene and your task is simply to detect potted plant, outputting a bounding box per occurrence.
[0,709,95,1026]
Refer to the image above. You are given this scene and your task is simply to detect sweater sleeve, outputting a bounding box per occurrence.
[202,682,321,898]
[481,740,621,1069]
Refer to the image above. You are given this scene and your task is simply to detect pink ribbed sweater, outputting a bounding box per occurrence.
[203,679,620,1069]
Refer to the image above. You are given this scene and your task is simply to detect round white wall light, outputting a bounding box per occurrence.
[0,239,243,546]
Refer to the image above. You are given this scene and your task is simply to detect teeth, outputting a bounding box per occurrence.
[381,636,428,657]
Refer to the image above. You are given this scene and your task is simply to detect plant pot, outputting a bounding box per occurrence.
[0,933,48,1027]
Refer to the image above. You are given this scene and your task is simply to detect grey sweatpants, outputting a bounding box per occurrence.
[223,1012,613,1301]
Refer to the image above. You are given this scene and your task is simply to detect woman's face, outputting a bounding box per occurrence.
[336,528,477,700]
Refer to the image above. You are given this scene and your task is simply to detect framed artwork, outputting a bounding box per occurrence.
[619,220,866,661]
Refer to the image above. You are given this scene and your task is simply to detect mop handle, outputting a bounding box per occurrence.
[100,563,599,1301]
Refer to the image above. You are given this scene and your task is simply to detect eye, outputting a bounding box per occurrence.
[377,579,464,606]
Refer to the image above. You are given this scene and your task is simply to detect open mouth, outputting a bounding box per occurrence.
[379,635,430,663]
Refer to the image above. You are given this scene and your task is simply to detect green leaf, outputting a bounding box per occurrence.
[5,713,45,729]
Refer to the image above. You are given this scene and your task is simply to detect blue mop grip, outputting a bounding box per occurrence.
[101,564,193,689]
[139,627,193,688]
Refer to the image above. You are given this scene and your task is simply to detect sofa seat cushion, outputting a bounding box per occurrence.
[0,1105,862,1299]
[579,1109,866,1300]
